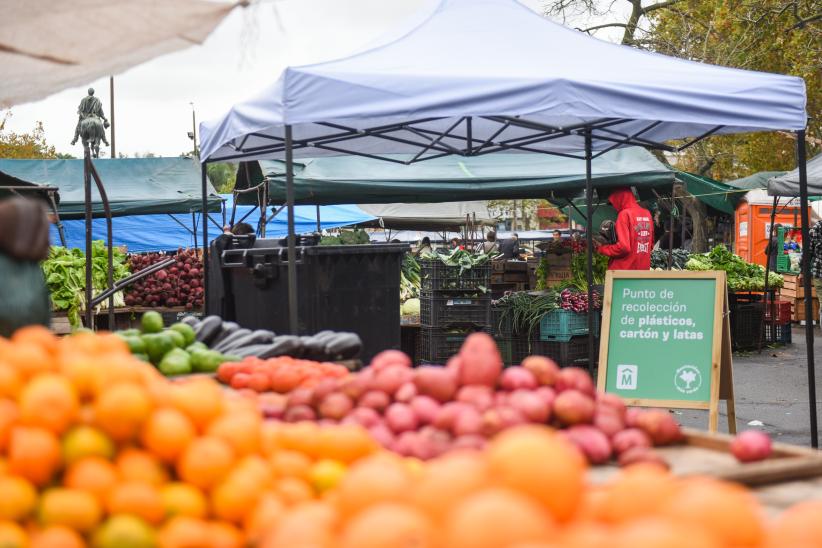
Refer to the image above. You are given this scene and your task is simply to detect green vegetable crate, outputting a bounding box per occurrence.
[539,309,600,342]
[419,259,491,292]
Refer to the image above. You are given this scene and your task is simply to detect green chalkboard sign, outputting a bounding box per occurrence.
[597,270,735,432]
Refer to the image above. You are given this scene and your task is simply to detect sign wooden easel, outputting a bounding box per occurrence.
[596,270,736,433]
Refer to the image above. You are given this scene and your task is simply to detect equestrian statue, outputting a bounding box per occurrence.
[71,88,109,158]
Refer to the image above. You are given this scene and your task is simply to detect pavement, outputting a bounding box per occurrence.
[675,325,822,447]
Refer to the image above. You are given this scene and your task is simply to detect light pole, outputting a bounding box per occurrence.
[188,102,198,158]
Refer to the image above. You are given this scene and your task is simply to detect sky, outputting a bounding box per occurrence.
[3,0,627,158]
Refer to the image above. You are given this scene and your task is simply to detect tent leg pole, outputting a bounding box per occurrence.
[192,210,198,250]
[759,196,779,353]
[88,163,115,329]
[84,149,94,329]
[202,163,210,315]
[316,205,321,233]
[285,125,298,334]
[584,130,595,371]
[797,129,818,448]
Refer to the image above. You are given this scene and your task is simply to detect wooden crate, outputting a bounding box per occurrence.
[503,272,529,282]
[792,298,819,322]
[780,274,817,300]
[588,428,822,488]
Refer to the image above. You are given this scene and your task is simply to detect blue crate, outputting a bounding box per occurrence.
[539,309,600,342]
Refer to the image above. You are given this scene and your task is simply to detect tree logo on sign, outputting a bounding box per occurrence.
[674,365,702,394]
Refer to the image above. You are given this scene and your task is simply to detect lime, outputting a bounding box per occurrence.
[169,323,196,346]
[140,311,164,334]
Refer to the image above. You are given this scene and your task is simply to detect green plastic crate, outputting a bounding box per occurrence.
[539,309,600,342]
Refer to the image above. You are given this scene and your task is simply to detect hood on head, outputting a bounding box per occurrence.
[607,187,638,212]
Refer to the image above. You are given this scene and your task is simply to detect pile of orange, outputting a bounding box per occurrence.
[217,356,349,392]
[0,326,819,547]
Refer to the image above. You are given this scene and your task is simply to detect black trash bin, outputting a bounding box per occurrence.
[214,239,408,363]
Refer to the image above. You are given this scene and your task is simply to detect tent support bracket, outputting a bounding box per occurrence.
[201,163,210,315]
[584,129,596,371]
[285,125,298,334]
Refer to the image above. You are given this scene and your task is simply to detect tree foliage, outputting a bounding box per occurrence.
[0,111,57,159]
[206,163,237,194]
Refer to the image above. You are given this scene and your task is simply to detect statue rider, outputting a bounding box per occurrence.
[70,87,110,146]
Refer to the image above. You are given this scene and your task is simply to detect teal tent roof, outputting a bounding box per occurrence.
[726,170,786,190]
[674,172,742,215]
[0,157,222,219]
[235,147,675,205]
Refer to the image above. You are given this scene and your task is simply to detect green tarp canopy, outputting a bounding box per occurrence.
[727,170,786,190]
[234,147,676,205]
[0,157,222,219]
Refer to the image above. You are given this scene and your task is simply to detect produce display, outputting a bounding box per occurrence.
[217,357,349,392]
[400,254,421,305]
[651,248,690,270]
[319,228,371,246]
[266,332,683,465]
[126,248,204,309]
[558,288,601,313]
[495,290,561,335]
[420,248,498,275]
[687,245,784,290]
[42,242,131,327]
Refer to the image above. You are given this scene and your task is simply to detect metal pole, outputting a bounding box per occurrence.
[88,163,115,329]
[191,105,198,158]
[201,164,210,314]
[83,150,93,329]
[109,76,115,158]
[584,130,595,369]
[192,210,198,249]
[316,204,321,233]
[759,195,779,353]
[796,129,818,448]
[285,125,299,334]
[668,191,674,269]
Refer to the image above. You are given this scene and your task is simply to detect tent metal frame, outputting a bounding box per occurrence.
[200,115,815,447]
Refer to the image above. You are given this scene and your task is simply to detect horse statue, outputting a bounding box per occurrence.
[79,115,106,159]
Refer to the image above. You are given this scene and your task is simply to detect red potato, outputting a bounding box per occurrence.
[452,406,484,437]
[617,446,669,469]
[730,430,773,463]
[597,392,628,419]
[593,408,625,438]
[553,389,596,425]
[534,386,557,409]
[358,390,391,412]
[456,385,495,412]
[385,403,419,434]
[410,396,441,426]
[311,378,340,406]
[507,389,550,423]
[452,434,487,451]
[341,407,381,428]
[259,399,286,420]
[521,355,560,386]
[283,404,317,423]
[445,355,463,377]
[611,428,652,455]
[392,431,417,457]
[394,382,418,403]
[372,366,414,396]
[633,410,684,446]
[367,423,395,448]
[414,367,458,402]
[457,332,502,388]
[625,407,642,428]
[499,366,538,391]
[318,393,354,421]
[369,350,411,372]
[340,370,373,401]
[480,406,526,437]
[433,402,473,431]
[287,387,315,409]
[563,424,613,464]
[555,367,596,396]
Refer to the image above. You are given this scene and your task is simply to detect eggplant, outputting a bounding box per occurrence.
[218,329,276,354]
[299,336,328,360]
[210,322,240,348]
[212,328,252,353]
[324,332,362,360]
[231,344,274,358]
[180,315,200,328]
[194,315,223,345]
[258,335,303,358]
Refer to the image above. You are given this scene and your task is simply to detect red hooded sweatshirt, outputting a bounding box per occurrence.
[598,188,653,270]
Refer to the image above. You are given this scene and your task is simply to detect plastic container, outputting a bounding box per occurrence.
[420,326,489,364]
[763,321,792,345]
[730,302,764,351]
[420,292,491,327]
[216,240,409,362]
[419,259,491,292]
[532,336,598,368]
[763,300,792,323]
[539,309,600,342]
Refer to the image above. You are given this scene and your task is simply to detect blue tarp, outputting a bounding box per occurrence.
[49,195,374,253]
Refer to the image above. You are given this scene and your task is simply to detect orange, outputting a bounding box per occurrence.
[171,378,224,432]
[7,426,61,486]
[0,400,19,453]
[107,482,165,525]
[487,426,585,522]
[92,514,157,548]
[411,451,489,521]
[177,436,236,491]
[276,422,322,458]
[12,325,58,354]
[30,525,86,548]
[274,477,314,506]
[340,503,436,548]
[3,341,55,379]
[141,408,196,463]
[211,475,265,525]
[38,487,102,533]
[0,521,27,548]
[335,453,413,518]
[558,521,614,548]
[309,459,347,494]
[93,383,152,442]
[659,477,764,547]
[62,425,115,464]
[208,521,244,548]
[161,483,208,520]
[64,457,119,504]
[0,363,22,399]
[233,455,274,487]
[157,516,210,548]
[769,500,822,547]
[60,355,107,400]
[244,493,285,544]
[206,411,261,457]
[269,450,312,480]
[260,501,338,548]
[18,373,79,434]
[0,476,37,521]
[613,517,721,548]
[116,448,170,487]
[315,425,378,464]
[444,488,555,548]
[592,464,679,523]
[260,421,284,457]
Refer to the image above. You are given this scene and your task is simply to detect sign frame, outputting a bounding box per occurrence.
[596,270,736,433]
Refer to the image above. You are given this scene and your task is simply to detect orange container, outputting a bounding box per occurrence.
[734,191,810,267]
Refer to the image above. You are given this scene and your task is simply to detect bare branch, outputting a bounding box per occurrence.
[641,0,681,14]
[577,22,629,33]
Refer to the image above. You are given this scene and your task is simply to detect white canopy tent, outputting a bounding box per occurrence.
[199,0,813,442]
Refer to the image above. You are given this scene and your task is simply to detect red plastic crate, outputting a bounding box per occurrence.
[763,300,792,323]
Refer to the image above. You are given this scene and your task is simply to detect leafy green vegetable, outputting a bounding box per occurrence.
[495,290,560,336]
[401,253,421,302]
[685,245,783,291]
[41,241,131,328]
[432,248,500,276]
[651,249,691,270]
[319,229,371,246]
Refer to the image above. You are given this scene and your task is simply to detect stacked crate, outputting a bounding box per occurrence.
[418,259,491,364]
[763,300,793,345]
[780,274,819,323]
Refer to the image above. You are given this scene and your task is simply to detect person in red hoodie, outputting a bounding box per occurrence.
[597,187,654,270]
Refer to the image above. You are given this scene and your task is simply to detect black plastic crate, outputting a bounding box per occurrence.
[532,336,598,368]
[420,326,489,364]
[728,290,777,307]
[491,305,512,337]
[420,260,491,292]
[420,292,491,327]
[763,321,792,345]
[496,336,538,366]
[730,302,764,351]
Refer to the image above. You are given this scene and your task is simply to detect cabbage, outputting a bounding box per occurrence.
[401,298,420,316]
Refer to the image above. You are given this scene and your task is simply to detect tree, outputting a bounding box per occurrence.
[206,163,237,194]
[487,199,559,230]
[0,111,57,159]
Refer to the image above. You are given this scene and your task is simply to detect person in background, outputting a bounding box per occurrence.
[808,220,822,326]
[230,222,255,236]
[416,236,433,256]
[596,187,653,270]
[476,230,499,254]
[450,237,464,250]
[499,232,519,259]
[766,224,783,272]
[552,229,562,243]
